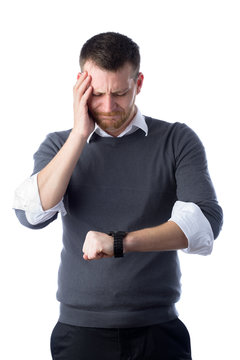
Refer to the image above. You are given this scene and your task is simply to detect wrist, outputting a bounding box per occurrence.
[109,231,127,258]
[69,129,89,143]
[123,231,138,253]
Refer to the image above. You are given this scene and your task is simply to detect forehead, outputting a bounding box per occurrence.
[82,61,135,91]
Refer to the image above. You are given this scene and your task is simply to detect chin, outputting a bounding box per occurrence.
[99,121,125,132]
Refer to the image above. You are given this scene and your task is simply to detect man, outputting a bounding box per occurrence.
[14,32,223,359]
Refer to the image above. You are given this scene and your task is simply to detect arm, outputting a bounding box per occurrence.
[82,201,215,260]
[15,208,59,230]
[173,123,223,240]
[82,221,187,261]
[14,72,94,228]
[124,221,187,252]
[13,172,66,226]
[38,72,94,210]
[170,201,214,255]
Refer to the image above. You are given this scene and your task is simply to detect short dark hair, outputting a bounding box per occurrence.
[79,32,140,80]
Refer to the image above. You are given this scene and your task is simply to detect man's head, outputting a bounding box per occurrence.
[79,32,144,137]
[79,32,140,81]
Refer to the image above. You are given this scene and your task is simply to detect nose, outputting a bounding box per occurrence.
[102,94,116,113]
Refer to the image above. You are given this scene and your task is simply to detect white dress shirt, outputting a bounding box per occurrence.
[13,108,214,255]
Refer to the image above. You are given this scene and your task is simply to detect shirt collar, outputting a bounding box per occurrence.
[87,107,148,143]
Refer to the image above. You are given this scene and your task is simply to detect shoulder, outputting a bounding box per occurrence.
[32,129,71,174]
[144,116,198,141]
[144,116,205,160]
[35,129,72,153]
[33,129,71,159]
[44,129,72,147]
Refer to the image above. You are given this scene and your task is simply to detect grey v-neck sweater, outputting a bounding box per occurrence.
[15,117,223,328]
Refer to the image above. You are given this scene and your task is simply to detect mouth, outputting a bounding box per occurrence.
[99,115,119,120]
[93,111,123,117]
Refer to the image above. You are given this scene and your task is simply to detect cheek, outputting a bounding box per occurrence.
[127,88,137,103]
[88,97,100,111]
[119,93,136,109]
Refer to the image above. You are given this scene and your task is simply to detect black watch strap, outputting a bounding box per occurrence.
[108,231,127,258]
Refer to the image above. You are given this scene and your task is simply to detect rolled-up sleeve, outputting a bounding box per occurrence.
[169,201,214,255]
[13,172,66,225]
[13,130,70,229]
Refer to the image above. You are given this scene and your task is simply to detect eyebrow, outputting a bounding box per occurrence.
[93,88,129,95]
[112,88,129,94]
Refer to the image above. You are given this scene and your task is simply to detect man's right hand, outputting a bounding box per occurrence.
[37,71,95,211]
[72,71,95,139]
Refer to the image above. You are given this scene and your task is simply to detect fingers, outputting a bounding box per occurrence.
[73,72,92,113]
[82,246,104,261]
[73,76,93,114]
[83,252,105,261]
[82,231,114,261]
[81,84,92,105]
[73,72,92,98]
[74,71,87,88]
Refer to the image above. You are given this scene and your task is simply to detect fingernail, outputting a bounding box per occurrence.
[77,73,81,80]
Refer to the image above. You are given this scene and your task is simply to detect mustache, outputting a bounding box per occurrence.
[91,111,124,117]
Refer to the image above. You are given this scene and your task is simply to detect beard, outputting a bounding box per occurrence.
[90,106,135,132]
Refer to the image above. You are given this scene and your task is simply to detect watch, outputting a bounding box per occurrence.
[108,231,127,258]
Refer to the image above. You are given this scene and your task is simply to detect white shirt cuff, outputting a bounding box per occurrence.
[169,201,214,255]
[13,173,67,225]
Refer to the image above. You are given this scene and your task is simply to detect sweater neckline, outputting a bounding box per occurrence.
[89,127,147,144]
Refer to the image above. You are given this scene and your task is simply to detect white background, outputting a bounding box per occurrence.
[0,0,239,359]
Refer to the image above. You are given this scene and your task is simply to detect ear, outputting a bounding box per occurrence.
[136,72,144,94]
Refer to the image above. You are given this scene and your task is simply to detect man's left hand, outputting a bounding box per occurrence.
[82,231,114,260]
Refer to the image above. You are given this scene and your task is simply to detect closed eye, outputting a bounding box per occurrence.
[113,89,130,97]
[113,92,128,97]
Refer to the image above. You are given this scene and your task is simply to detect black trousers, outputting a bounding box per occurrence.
[50,318,192,360]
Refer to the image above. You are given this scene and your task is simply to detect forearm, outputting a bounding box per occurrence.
[38,130,87,210]
[124,221,188,253]
[82,222,188,261]
[38,72,95,211]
